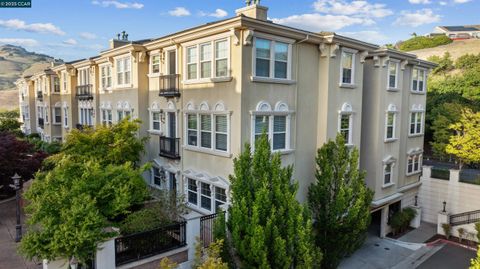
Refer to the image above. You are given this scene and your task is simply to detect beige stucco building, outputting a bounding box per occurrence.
[17,3,435,237]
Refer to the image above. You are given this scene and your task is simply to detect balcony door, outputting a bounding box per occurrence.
[168,51,176,75]
[167,112,176,138]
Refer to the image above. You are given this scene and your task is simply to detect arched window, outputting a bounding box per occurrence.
[338,103,353,145]
[385,104,398,141]
[251,101,292,151]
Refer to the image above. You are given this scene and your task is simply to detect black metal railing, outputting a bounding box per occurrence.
[200,212,224,248]
[158,74,180,98]
[114,221,186,266]
[159,136,181,159]
[38,118,44,128]
[36,91,43,101]
[76,84,93,100]
[431,167,450,180]
[450,209,480,226]
[459,169,480,185]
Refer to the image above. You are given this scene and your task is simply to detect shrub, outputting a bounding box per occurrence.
[457,228,465,243]
[475,222,480,242]
[456,53,480,70]
[389,208,417,235]
[442,223,452,239]
[399,35,452,51]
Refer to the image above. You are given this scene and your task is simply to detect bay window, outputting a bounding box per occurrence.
[254,37,291,80]
[215,187,227,210]
[186,176,227,213]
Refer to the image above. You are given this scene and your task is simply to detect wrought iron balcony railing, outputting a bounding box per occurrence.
[158,74,180,98]
[159,136,181,159]
[76,84,93,100]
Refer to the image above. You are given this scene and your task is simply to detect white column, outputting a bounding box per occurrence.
[42,259,69,269]
[95,237,116,269]
[437,211,450,235]
[380,207,388,238]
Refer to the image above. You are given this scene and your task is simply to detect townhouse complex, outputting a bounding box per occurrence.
[16,3,435,237]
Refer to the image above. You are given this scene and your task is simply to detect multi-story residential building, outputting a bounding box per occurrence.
[17,75,36,135]
[17,3,435,236]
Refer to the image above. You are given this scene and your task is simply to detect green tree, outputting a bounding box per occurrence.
[20,120,149,264]
[398,35,452,51]
[308,134,374,269]
[446,109,480,168]
[429,102,465,160]
[471,248,480,269]
[227,134,321,268]
[427,52,454,75]
[0,109,22,137]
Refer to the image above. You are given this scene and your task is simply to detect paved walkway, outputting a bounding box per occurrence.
[398,222,437,243]
[0,198,42,269]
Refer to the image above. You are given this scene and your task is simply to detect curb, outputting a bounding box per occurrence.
[426,238,478,251]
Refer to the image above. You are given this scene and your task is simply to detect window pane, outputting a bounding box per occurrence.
[201,62,211,78]
[188,114,197,129]
[188,178,197,205]
[275,61,287,79]
[342,68,352,84]
[256,38,271,59]
[216,133,227,151]
[201,183,212,210]
[201,115,212,148]
[216,115,227,132]
[200,43,212,62]
[201,115,211,131]
[188,64,197,80]
[255,116,269,134]
[273,116,286,132]
[275,42,288,61]
[256,59,270,77]
[342,52,353,69]
[187,47,197,63]
[216,59,228,77]
[215,40,228,59]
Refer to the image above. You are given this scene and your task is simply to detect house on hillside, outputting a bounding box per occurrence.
[431,25,480,39]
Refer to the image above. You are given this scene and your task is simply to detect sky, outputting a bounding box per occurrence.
[0,0,477,61]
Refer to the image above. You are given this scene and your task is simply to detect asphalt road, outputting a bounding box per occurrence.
[417,244,476,269]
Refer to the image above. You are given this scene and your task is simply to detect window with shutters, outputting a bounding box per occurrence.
[184,102,230,155]
[251,101,292,152]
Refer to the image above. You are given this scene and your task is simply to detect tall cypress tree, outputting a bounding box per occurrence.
[227,134,321,268]
[308,134,373,269]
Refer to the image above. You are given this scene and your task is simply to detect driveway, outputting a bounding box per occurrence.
[0,198,42,269]
[417,243,476,269]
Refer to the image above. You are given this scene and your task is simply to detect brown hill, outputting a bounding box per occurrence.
[409,39,480,61]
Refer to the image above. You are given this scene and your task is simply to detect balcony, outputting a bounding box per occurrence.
[158,74,180,98]
[38,118,44,129]
[159,136,180,159]
[76,84,93,100]
[36,91,43,101]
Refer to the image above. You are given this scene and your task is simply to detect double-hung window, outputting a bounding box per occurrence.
[53,107,61,124]
[384,163,393,185]
[116,57,131,86]
[340,50,355,85]
[215,187,227,210]
[388,61,399,89]
[252,102,291,151]
[254,37,291,79]
[412,68,426,92]
[409,112,423,135]
[273,116,287,150]
[188,178,198,205]
[339,114,352,144]
[53,77,60,93]
[102,109,113,126]
[62,72,67,92]
[200,43,212,78]
[45,106,49,124]
[152,168,165,188]
[200,115,212,148]
[185,38,229,81]
[385,105,397,140]
[407,154,422,174]
[200,183,212,211]
[151,55,160,74]
[254,115,269,142]
[187,114,198,146]
[101,65,112,90]
[152,111,161,131]
[215,115,228,151]
[187,46,198,80]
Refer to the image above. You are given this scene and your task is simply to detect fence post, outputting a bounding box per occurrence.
[450,169,460,183]
[96,233,118,269]
[437,211,450,236]
[184,213,202,263]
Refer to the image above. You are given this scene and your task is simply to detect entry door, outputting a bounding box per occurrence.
[168,51,176,75]
[168,112,176,138]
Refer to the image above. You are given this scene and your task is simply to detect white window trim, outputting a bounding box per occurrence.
[149,53,161,75]
[339,48,358,88]
[338,103,354,146]
[383,163,395,188]
[165,47,178,75]
[77,67,91,86]
[387,59,400,91]
[184,108,232,157]
[252,35,294,83]
[250,101,294,154]
[183,34,231,84]
[114,55,132,88]
[408,109,424,137]
[63,107,69,128]
[411,67,427,94]
[385,104,398,142]
[52,106,62,125]
[99,63,112,92]
[184,175,228,214]
[406,153,423,176]
[61,71,68,93]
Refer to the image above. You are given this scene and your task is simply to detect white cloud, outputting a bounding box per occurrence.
[79,32,97,40]
[0,19,65,35]
[0,38,39,47]
[200,9,228,18]
[453,0,471,3]
[92,1,143,9]
[168,7,191,17]
[340,30,388,43]
[439,1,448,5]
[63,38,77,45]
[394,9,441,27]
[313,0,393,18]
[273,13,374,32]
[409,0,431,4]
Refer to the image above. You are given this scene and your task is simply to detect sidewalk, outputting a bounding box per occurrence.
[398,222,437,243]
[0,198,42,269]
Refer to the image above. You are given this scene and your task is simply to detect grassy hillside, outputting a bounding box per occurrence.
[0,44,57,91]
[398,35,452,52]
[409,39,480,61]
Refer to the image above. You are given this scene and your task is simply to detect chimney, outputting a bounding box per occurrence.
[236,0,268,21]
[109,31,130,49]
